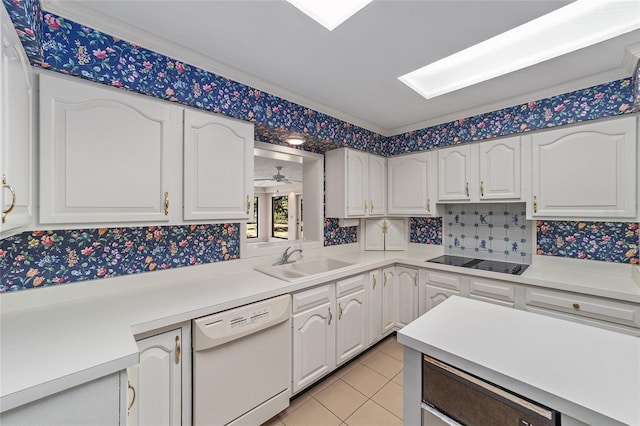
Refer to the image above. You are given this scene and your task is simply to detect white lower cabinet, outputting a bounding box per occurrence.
[126,326,191,426]
[468,276,516,308]
[381,267,396,334]
[393,266,419,328]
[292,275,368,394]
[0,373,122,426]
[421,270,462,314]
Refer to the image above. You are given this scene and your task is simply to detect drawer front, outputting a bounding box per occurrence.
[525,288,640,328]
[527,306,640,337]
[468,277,515,303]
[336,274,366,298]
[292,284,334,314]
[425,270,461,291]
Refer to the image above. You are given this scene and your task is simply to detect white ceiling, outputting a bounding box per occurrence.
[44,0,640,136]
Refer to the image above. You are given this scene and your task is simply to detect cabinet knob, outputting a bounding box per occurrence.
[465,182,469,197]
[533,196,538,214]
[572,303,580,310]
[1,175,16,224]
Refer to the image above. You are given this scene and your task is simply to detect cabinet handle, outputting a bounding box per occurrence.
[127,380,136,415]
[572,303,580,310]
[364,200,368,213]
[384,272,393,286]
[1,175,16,224]
[246,195,250,215]
[413,273,418,287]
[175,335,181,364]
[465,182,469,197]
[338,303,343,320]
[427,198,431,213]
[163,192,169,216]
[372,275,377,290]
[328,307,333,325]
[480,181,484,197]
[533,196,538,214]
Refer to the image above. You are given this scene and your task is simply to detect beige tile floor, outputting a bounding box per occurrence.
[263,334,404,426]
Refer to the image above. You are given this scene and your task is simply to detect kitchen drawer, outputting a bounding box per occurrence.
[425,270,462,291]
[292,284,334,314]
[524,288,640,329]
[336,274,366,298]
[468,277,515,305]
[526,306,640,337]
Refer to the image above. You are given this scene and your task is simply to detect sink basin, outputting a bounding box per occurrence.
[255,258,354,282]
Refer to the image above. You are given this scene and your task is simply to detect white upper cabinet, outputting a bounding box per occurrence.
[1,6,35,236]
[478,137,521,200]
[528,116,637,220]
[183,108,254,221]
[387,151,435,215]
[39,73,181,225]
[364,218,407,251]
[325,148,386,218]
[438,145,472,201]
[438,137,521,202]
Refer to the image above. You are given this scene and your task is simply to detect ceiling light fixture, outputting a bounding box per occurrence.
[286,0,373,31]
[399,0,640,100]
[287,137,305,146]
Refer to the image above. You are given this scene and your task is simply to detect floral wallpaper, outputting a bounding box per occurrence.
[0,224,239,292]
[409,218,442,245]
[537,221,638,264]
[1,0,639,293]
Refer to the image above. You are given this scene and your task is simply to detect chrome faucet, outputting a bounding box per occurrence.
[274,246,303,266]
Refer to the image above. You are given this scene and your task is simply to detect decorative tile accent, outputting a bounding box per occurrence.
[410,217,442,245]
[445,204,532,264]
[0,224,240,292]
[324,218,357,246]
[536,221,639,264]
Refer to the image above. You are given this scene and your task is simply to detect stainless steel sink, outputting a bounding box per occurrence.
[255,258,354,282]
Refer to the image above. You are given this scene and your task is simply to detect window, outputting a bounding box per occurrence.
[272,196,288,239]
[246,196,258,238]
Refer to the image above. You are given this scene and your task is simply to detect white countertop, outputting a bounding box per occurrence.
[398,296,640,426]
[1,244,639,412]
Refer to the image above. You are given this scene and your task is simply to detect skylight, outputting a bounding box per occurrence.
[399,0,640,100]
[286,0,373,31]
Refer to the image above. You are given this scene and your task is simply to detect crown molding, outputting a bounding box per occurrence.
[41,0,388,136]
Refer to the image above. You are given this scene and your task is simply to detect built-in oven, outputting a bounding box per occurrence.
[422,355,561,426]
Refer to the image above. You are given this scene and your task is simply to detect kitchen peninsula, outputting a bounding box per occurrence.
[398,296,640,426]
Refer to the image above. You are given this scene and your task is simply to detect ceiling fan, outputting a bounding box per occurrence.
[255,166,297,184]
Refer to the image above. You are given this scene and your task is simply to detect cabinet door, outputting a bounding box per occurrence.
[424,284,459,312]
[364,219,385,251]
[387,152,431,215]
[347,150,368,216]
[368,270,383,344]
[438,145,471,201]
[531,117,637,219]
[336,288,367,365]
[292,298,336,393]
[39,73,180,225]
[381,268,395,334]
[479,136,521,200]
[394,266,419,327]
[184,108,254,221]
[128,329,182,426]
[0,7,34,235]
[384,219,407,251]
[368,154,386,216]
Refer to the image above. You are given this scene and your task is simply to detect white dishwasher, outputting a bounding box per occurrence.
[192,294,291,426]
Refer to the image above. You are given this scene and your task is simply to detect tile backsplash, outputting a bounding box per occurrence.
[445,203,532,264]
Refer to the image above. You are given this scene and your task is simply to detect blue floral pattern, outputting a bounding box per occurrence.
[0,224,239,292]
[409,218,442,245]
[2,0,42,62]
[536,221,639,264]
[324,218,357,246]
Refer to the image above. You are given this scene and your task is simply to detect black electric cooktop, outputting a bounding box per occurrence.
[426,255,529,275]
